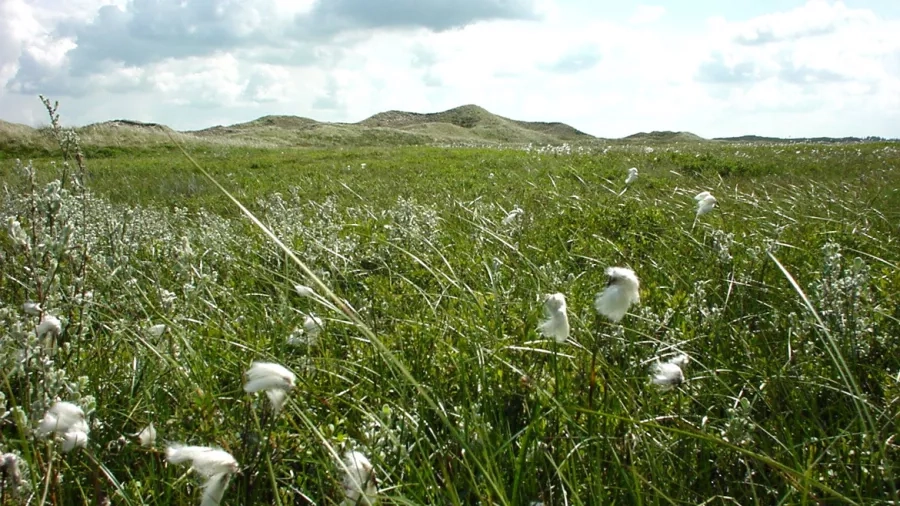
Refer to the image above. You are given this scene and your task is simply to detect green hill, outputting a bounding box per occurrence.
[623,130,707,143]
[358,104,593,143]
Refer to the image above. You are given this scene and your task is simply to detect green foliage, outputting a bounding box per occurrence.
[1,132,899,505]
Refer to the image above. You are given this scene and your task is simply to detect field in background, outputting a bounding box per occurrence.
[1,116,899,505]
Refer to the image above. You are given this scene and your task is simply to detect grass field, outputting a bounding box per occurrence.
[1,111,899,505]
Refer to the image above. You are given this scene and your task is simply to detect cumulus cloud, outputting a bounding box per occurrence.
[312,76,343,110]
[0,0,898,139]
[59,1,301,70]
[698,1,900,88]
[695,52,768,84]
[297,0,545,35]
[540,45,602,74]
[728,0,876,45]
[629,5,666,25]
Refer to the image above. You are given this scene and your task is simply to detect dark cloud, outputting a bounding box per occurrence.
[6,0,542,104]
[59,1,284,72]
[695,53,766,84]
[540,46,601,74]
[8,1,330,96]
[6,51,89,97]
[296,0,542,34]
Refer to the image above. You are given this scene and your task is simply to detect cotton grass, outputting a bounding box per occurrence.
[594,267,640,323]
[166,445,240,506]
[538,292,570,343]
[340,450,378,506]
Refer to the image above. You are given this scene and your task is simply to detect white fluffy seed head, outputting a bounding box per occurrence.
[542,293,566,313]
[0,453,22,487]
[265,389,289,415]
[502,207,524,226]
[61,430,89,453]
[303,315,323,339]
[538,293,570,343]
[147,324,166,337]
[137,423,157,447]
[201,472,233,506]
[243,362,295,393]
[594,267,640,323]
[38,401,87,437]
[651,362,684,390]
[341,451,378,506]
[166,445,240,477]
[696,195,717,217]
[35,314,61,338]
[667,353,690,368]
[294,284,315,297]
[625,167,638,184]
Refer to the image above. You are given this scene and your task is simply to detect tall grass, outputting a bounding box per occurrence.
[0,103,898,505]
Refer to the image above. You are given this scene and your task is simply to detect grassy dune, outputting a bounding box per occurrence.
[0,109,899,505]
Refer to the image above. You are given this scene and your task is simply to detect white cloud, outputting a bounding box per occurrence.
[725,0,876,45]
[629,5,666,25]
[692,1,900,136]
[0,0,898,139]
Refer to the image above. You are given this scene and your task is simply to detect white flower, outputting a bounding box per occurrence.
[165,445,240,477]
[23,302,41,315]
[537,293,570,343]
[502,207,524,226]
[244,362,296,394]
[650,362,684,390]
[341,450,378,506]
[147,324,167,337]
[696,194,717,217]
[625,167,638,184]
[137,423,157,447]
[35,314,61,338]
[594,267,640,323]
[294,284,315,297]
[166,445,239,506]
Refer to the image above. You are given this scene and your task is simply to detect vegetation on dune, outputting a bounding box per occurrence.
[0,99,899,505]
[3,104,892,161]
[622,130,708,143]
[0,104,598,157]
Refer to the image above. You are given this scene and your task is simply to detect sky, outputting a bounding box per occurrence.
[1,0,899,139]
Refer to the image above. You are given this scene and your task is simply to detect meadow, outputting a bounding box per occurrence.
[1,111,899,505]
